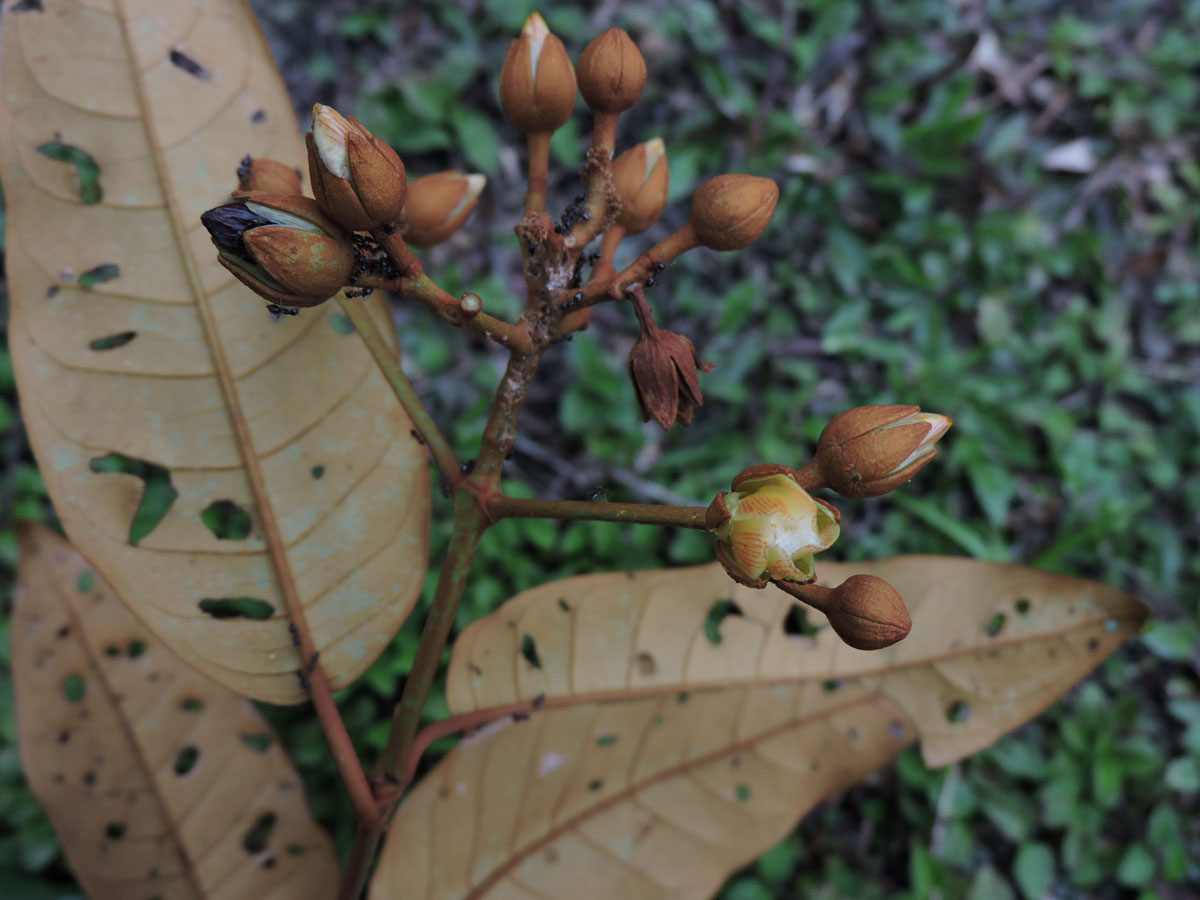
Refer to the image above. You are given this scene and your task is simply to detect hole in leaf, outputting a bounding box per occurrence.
[311,465,325,480]
[1014,598,1031,615]
[77,571,94,592]
[89,331,136,351]
[62,674,85,703]
[37,141,102,203]
[168,49,210,79]
[78,263,121,289]
[84,771,96,785]
[734,784,751,802]
[287,844,306,856]
[104,644,120,657]
[635,652,656,676]
[588,779,603,792]
[11,0,45,11]
[198,597,275,620]
[557,598,570,612]
[986,612,1006,637]
[57,730,70,744]
[251,109,267,124]
[89,453,178,545]
[200,499,252,540]
[330,314,355,334]
[704,600,743,645]
[822,679,842,693]
[262,856,276,869]
[242,811,277,854]
[240,732,272,753]
[946,700,970,723]
[173,746,199,776]
[57,625,70,638]
[127,640,146,658]
[520,634,542,670]
[676,691,689,704]
[1086,638,1099,652]
[180,697,203,713]
[596,733,617,747]
[105,821,126,840]
[783,604,821,637]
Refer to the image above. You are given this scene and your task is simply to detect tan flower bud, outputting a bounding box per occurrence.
[402,171,487,247]
[577,27,646,115]
[200,193,353,309]
[779,575,912,651]
[816,405,952,498]
[236,156,303,196]
[499,12,577,135]
[711,473,840,586]
[308,104,407,231]
[689,174,779,251]
[612,138,669,235]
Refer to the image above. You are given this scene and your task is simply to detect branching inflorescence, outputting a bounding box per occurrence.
[198,13,950,897]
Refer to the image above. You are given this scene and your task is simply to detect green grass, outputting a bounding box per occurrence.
[3,0,1200,897]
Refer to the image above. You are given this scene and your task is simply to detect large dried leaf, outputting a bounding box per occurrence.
[0,0,429,703]
[371,558,1145,900]
[12,523,339,899]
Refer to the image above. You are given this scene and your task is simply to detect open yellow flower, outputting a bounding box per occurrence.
[709,473,840,587]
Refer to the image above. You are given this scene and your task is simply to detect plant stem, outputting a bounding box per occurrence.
[371,229,529,350]
[337,294,461,480]
[372,496,487,785]
[489,495,709,529]
[525,132,551,213]
[569,223,701,316]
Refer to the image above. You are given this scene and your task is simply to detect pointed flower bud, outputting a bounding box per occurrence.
[815,405,952,498]
[307,104,407,231]
[777,575,912,651]
[710,473,840,588]
[236,156,303,196]
[499,12,577,135]
[200,193,354,309]
[612,138,669,235]
[402,171,487,247]
[689,174,779,250]
[577,27,646,115]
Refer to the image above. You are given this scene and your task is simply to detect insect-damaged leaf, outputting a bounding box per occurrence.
[12,524,339,899]
[371,557,1145,900]
[0,0,430,702]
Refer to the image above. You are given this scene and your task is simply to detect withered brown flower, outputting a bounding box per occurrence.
[626,284,713,430]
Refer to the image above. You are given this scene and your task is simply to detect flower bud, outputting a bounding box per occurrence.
[710,473,840,586]
[200,193,354,308]
[236,156,303,196]
[612,138,669,235]
[499,12,577,135]
[816,405,952,498]
[402,171,487,247]
[307,104,407,231]
[777,575,911,651]
[577,27,646,115]
[689,174,779,251]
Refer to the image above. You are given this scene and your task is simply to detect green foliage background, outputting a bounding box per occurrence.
[2,0,1199,897]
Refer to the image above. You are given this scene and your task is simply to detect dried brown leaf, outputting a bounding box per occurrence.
[371,557,1145,899]
[12,523,339,899]
[0,0,429,702]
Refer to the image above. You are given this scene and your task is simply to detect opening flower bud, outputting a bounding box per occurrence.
[499,12,577,135]
[612,138,669,235]
[200,193,354,309]
[816,405,952,498]
[577,27,646,115]
[711,473,840,586]
[689,174,779,251]
[236,156,303,196]
[402,171,487,247]
[308,104,407,231]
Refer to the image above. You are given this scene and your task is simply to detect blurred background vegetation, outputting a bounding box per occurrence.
[2,0,1199,897]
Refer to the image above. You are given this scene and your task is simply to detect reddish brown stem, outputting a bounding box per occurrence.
[525,132,551,214]
[489,495,708,528]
